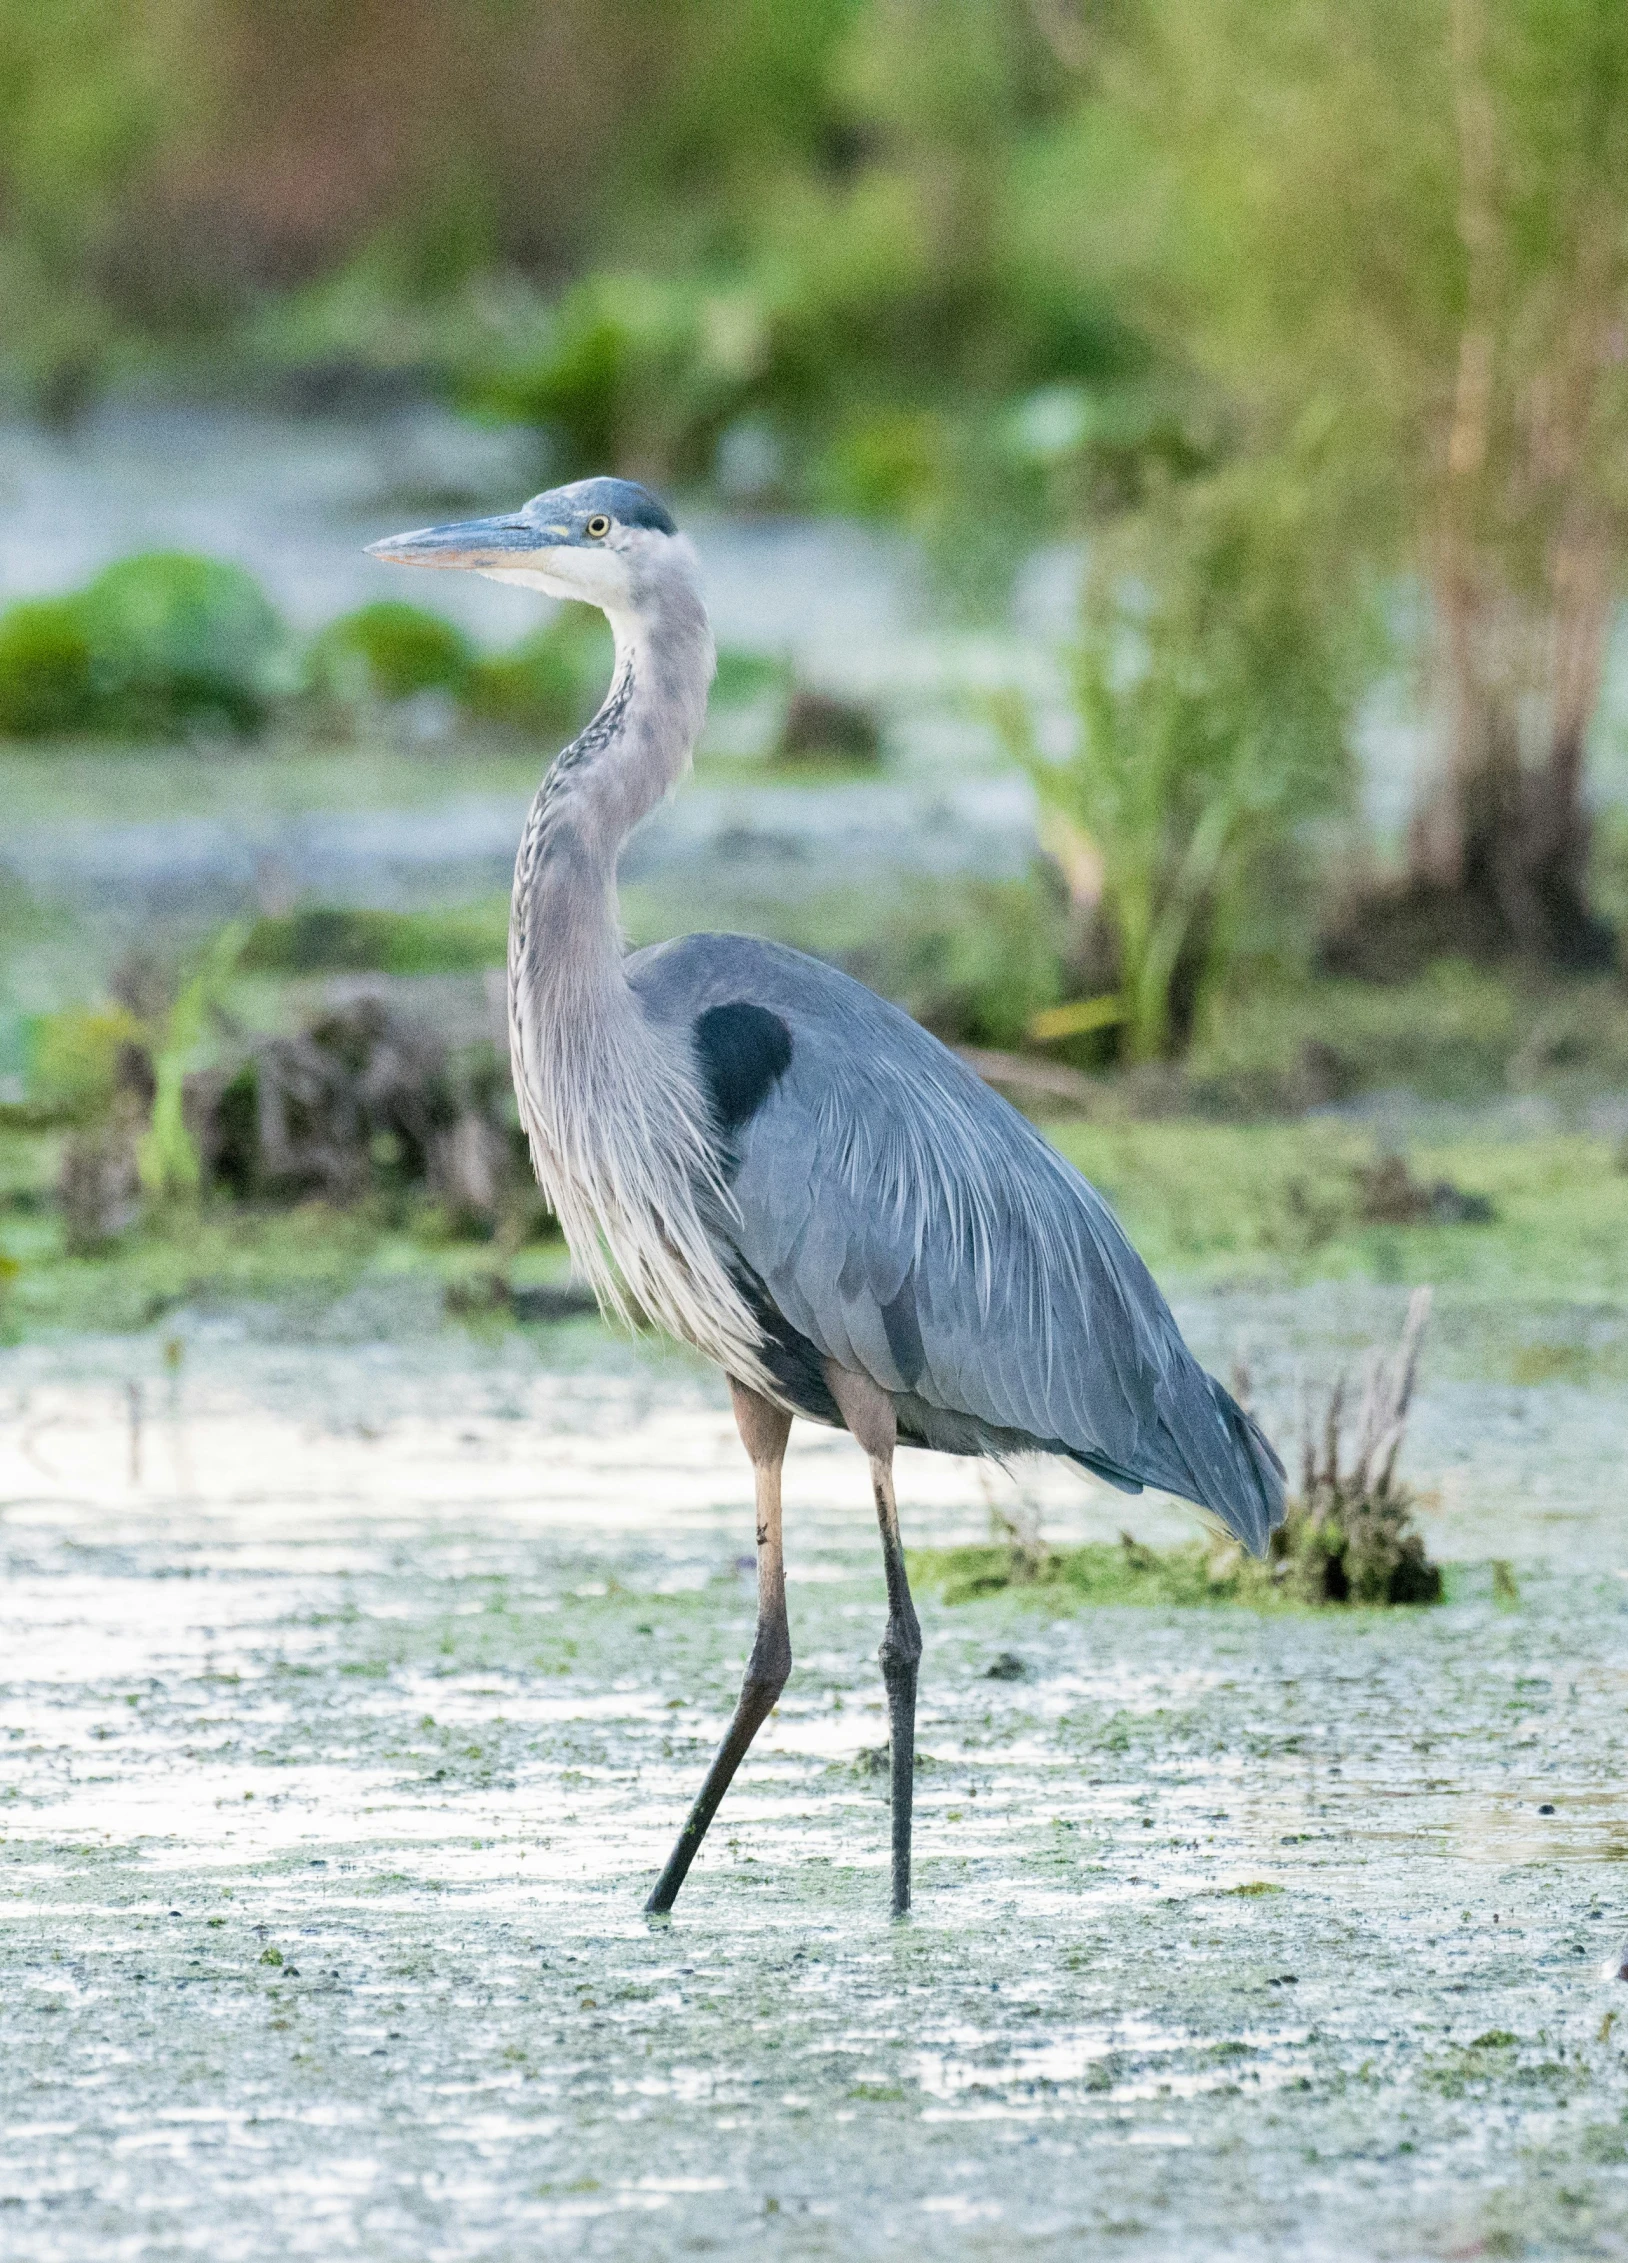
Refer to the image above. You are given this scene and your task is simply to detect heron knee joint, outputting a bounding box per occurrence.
[880,1626,921,1676]
[881,1601,921,1656]
[743,1670,789,1714]
[746,1635,791,1697]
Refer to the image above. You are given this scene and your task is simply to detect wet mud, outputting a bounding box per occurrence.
[2,1291,1626,2257]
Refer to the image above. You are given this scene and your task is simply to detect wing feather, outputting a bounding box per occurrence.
[630,934,1285,1550]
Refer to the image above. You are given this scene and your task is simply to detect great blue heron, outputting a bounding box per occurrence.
[369,477,1285,1920]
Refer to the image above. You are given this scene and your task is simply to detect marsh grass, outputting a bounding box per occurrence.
[1043,1119,1628,1302]
[1261,1288,1442,1606]
[3,1110,1626,1346]
[0,1188,577,1338]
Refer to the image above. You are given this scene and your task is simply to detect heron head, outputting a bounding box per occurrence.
[366,476,681,612]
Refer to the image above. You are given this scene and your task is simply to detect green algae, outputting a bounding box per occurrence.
[909,1533,1268,1609]
[907,1527,1442,1613]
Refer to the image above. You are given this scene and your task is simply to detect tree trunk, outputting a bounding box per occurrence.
[1401,556,1615,972]
[1383,0,1619,974]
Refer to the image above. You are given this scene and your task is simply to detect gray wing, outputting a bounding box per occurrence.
[630,934,1285,1553]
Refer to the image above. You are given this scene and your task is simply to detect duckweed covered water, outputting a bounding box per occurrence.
[2,1293,1627,2258]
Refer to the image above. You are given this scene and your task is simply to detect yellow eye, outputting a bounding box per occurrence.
[585,514,611,539]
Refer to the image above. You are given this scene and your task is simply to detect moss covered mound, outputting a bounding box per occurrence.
[910,1518,1441,1613]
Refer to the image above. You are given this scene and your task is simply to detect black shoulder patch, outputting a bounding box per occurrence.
[693,1002,792,1132]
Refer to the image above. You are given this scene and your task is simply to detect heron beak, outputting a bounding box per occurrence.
[366,513,560,571]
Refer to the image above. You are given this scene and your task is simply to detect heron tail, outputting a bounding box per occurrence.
[1193,1375,1286,1557]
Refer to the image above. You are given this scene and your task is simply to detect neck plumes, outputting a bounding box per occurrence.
[506,551,768,1385]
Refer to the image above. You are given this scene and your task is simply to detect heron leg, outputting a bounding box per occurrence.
[645,1382,793,1916]
[824,1362,921,1919]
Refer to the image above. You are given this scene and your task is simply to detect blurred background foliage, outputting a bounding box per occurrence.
[0,561,615,744]
[6,0,1628,1304]
[6,3,1625,914]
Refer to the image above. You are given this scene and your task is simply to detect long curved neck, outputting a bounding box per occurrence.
[503,555,770,1392]
[509,571,713,1017]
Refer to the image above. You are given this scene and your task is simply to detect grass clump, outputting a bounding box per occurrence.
[1263,1289,1442,1606]
[0,598,98,736]
[82,552,291,735]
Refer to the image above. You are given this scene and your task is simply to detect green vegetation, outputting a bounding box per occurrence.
[0,554,291,739]
[0,572,610,747]
[238,905,509,978]
[6,2,1628,1010]
[0,598,96,735]
[139,921,250,1197]
[0,1184,571,1339]
[3,1081,1624,1343]
[304,604,474,708]
[463,610,613,741]
[911,1534,1270,1609]
[301,601,619,746]
[1045,1119,1628,1303]
[0,567,797,752]
[1002,458,1365,1058]
[85,553,290,734]
[1119,0,1628,965]
[24,1003,145,1124]
[1186,960,1628,1109]
[0,0,1131,539]
[908,1522,1438,1614]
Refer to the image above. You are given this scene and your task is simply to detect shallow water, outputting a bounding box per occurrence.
[3,1294,1627,2259]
